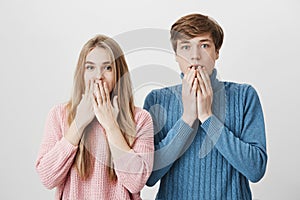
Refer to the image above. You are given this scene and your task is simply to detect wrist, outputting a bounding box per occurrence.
[73,117,87,131]
[182,114,196,127]
[65,121,85,146]
[199,113,212,123]
[105,121,120,132]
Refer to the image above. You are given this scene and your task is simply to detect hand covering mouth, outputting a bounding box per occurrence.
[189,65,204,70]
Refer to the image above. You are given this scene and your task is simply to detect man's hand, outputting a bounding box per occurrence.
[182,67,198,127]
[196,67,213,123]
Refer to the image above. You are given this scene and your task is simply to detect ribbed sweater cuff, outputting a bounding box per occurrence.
[201,115,224,142]
[61,137,78,153]
[175,118,195,139]
[113,149,137,173]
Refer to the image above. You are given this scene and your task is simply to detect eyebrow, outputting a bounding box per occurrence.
[198,39,213,43]
[178,41,191,44]
[85,61,112,65]
[178,39,213,44]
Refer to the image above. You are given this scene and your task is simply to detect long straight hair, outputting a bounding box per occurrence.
[66,35,136,180]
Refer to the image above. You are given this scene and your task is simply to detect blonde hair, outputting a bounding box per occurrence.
[66,34,136,180]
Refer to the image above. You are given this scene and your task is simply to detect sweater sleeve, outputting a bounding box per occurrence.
[201,85,267,183]
[143,90,198,186]
[113,109,154,194]
[35,105,78,189]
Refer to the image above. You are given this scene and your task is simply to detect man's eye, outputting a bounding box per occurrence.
[201,44,209,48]
[181,45,190,50]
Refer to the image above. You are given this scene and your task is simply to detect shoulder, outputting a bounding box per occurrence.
[134,107,154,136]
[224,81,258,94]
[144,84,181,105]
[151,84,181,96]
[46,103,68,124]
[49,103,67,112]
[134,107,153,124]
[224,81,261,105]
[49,103,68,115]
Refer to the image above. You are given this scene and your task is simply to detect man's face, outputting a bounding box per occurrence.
[175,33,219,75]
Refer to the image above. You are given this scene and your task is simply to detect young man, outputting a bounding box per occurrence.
[143,13,267,200]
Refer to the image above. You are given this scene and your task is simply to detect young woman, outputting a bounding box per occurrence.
[36,35,154,200]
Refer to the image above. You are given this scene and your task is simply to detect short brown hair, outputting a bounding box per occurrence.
[170,13,224,52]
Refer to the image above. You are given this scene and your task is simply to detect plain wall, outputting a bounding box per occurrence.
[0,0,299,199]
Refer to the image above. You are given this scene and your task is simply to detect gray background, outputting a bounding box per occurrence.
[0,0,299,199]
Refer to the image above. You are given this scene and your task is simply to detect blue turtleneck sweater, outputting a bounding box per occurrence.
[143,69,267,200]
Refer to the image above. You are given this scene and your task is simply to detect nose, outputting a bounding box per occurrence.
[95,67,104,80]
[191,46,201,62]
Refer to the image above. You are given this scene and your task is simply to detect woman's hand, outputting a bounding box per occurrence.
[74,80,95,130]
[92,80,119,131]
[65,80,95,146]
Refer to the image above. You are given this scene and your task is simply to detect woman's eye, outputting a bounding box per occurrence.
[104,65,112,71]
[86,65,95,70]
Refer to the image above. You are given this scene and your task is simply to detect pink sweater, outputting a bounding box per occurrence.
[36,104,154,200]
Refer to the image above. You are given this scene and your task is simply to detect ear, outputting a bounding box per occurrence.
[175,53,179,63]
[215,50,219,60]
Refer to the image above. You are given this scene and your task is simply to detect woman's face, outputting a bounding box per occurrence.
[84,46,116,93]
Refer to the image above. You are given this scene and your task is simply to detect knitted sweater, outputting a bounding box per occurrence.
[143,69,267,200]
[36,104,154,200]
